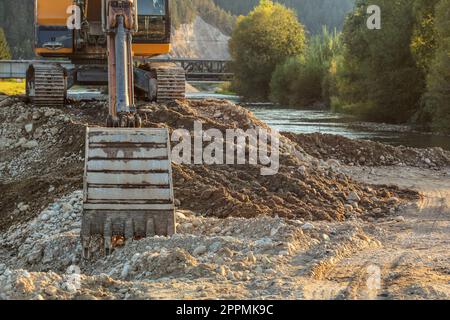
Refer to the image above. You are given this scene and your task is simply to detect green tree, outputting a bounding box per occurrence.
[411,0,440,73]
[0,28,11,60]
[229,0,306,100]
[334,0,424,123]
[423,0,450,133]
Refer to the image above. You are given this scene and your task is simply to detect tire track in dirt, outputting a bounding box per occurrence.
[319,166,450,300]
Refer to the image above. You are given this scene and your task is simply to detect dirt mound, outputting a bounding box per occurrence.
[0,97,85,231]
[0,98,418,233]
[284,132,450,168]
[137,99,418,221]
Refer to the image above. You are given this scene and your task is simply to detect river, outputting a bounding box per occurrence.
[187,92,450,151]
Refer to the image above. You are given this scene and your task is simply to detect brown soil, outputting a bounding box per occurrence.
[0,98,418,232]
[283,132,450,168]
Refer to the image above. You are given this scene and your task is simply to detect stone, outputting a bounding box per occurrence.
[270,227,280,236]
[298,166,307,176]
[326,159,340,167]
[347,191,361,202]
[211,226,221,234]
[61,203,73,213]
[16,137,27,147]
[193,245,207,256]
[254,238,273,248]
[121,263,131,279]
[217,266,226,277]
[247,251,257,264]
[344,204,353,211]
[25,123,33,133]
[175,211,186,220]
[209,242,222,253]
[23,140,38,149]
[301,222,315,230]
[395,216,405,222]
[322,234,330,241]
[388,197,400,204]
[44,286,58,296]
[44,109,56,117]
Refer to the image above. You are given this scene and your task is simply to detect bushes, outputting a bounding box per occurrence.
[422,0,450,133]
[270,28,343,107]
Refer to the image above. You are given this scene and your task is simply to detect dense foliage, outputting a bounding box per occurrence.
[229,0,306,100]
[331,0,450,131]
[270,28,342,106]
[332,0,425,123]
[0,28,12,60]
[0,0,34,59]
[421,0,450,133]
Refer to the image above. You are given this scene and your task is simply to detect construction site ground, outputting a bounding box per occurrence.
[0,95,449,300]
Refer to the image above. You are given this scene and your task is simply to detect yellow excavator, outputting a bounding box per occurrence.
[27,0,183,257]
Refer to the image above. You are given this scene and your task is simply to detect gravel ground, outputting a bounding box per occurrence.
[1,97,447,300]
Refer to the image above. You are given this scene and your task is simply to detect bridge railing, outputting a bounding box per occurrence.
[0,58,234,82]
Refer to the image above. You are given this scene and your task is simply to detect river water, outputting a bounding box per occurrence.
[187,92,450,151]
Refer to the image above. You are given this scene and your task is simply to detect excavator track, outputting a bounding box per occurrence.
[26,64,67,108]
[138,62,186,102]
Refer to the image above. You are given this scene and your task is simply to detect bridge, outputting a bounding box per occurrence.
[0,58,233,82]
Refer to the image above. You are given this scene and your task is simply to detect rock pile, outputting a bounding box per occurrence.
[284,132,450,168]
[0,190,377,300]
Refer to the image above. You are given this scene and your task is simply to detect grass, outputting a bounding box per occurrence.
[0,79,26,96]
[214,82,235,95]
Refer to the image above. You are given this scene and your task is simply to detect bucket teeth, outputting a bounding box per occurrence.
[125,219,134,245]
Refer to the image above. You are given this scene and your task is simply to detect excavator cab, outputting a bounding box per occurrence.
[134,0,170,43]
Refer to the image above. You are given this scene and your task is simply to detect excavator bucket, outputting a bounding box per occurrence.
[81,127,176,258]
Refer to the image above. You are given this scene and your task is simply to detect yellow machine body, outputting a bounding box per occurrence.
[34,0,171,59]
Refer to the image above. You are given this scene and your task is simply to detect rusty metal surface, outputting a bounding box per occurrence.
[81,127,175,257]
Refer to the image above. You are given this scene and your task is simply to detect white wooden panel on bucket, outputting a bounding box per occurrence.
[87,187,172,200]
[86,172,170,185]
[87,159,170,171]
[88,147,168,159]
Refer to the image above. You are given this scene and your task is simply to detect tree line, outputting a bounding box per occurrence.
[230,0,450,134]
[213,0,355,34]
